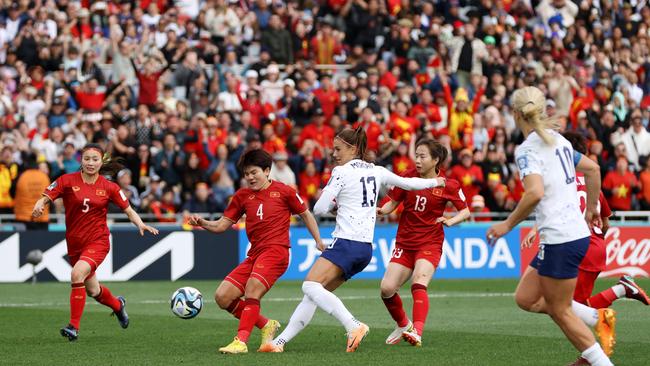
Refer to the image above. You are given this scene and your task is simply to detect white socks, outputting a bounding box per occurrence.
[572,300,599,327]
[302,281,361,332]
[273,295,317,346]
[612,284,626,298]
[581,343,613,366]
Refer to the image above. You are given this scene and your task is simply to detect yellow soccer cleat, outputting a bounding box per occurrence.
[401,329,422,347]
[346,322,370,353]
[258,342,284,353]
[595,308,616,356]
[260,319,281,346]
[219,337,248,354]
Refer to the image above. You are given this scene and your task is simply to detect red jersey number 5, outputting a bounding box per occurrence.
[82,198,90,213]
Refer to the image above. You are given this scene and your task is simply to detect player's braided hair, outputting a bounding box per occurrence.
[415,138,448,175]
[81,143,125,181]
[335,126,368,161]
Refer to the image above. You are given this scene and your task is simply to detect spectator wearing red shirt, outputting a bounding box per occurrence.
[603,157,640,211]
[299,108,334,154]
[132,53,169,107]
[71,77,127,113]
[150,186,178,223]
[310,20,342,65]
[353,107,384,153]
[387,100,420,143]
[262,123,286,154]
[448,149,484,203]
[238,88,266,131]
[298,161,321,206]
[313,74,340,121]
[377,59,397,92]
[410,89,441,125]
[392,143,415,176]
[470,195,491,222]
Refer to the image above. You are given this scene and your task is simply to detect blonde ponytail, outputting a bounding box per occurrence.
[512,86,559,145]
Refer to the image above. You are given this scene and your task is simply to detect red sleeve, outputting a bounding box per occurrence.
[471,87,484,114]
[285,186,308,215]
[387,186,406,202]
[223,190,244,222]
[599,191,611,218]
[447,180,469,210]
[110,182,130,210]
[43,175,66,201]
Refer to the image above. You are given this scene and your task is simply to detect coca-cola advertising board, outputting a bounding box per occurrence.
[520,226,650,277]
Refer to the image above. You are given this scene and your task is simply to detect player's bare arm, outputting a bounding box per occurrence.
[377,199,400,215]
[32,195,52,218]
[487,174,543,244]
[188,214,233,234]
[124,206,159,236]
[298,210,324,251]
[575,153,602,229]
[436,207,470,227]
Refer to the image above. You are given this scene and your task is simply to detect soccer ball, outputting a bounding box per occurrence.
[170,287,203,319]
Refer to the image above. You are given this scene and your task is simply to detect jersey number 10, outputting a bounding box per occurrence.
[555,147,575,184]
[360,176,377,207]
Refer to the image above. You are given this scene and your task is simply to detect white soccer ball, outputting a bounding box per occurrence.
[170,287,203,319]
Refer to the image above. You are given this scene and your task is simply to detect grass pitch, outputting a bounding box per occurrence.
[1,278,649,365]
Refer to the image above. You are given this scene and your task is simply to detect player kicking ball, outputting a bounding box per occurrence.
[523,132,650,365]
[377,139,470,347]
[188,149,323,354]
[487,87,614,366]
[32,144,159,341]
[259,127,445,353]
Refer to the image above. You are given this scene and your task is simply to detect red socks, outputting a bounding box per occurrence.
[382,293,409,327]
[93,285,122,312]
[411,284,429,336]
[69,283,86,329]
[236,298,261,343]
[588,288,618,309]
[226,298,268,329]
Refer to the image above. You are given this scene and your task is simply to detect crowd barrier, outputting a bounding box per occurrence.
[1,224,648,282]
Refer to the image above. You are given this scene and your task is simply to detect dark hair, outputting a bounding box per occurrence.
[237,148,273,172]
[415,138,448,173]
[81,143,124,180]
[335,126,368,161]
[562,131,587,154]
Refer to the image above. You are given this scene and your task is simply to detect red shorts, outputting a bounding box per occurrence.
[225,245,289,292]
[573,269,599,304]
[578,235,606,272]
[67,242,110,277]
[389,245,442,269]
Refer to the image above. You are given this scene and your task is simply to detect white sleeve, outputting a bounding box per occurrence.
[515,147,543,179]
[313,189,337,216]
[322,166,345,197]
[378,166,441,191]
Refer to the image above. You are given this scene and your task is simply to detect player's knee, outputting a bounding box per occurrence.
[379,281,398,298]
[514,292,536,312]
[302,280,320,296]
[214,289,231,309]
[86,286,100,297]
[70,269,86,283]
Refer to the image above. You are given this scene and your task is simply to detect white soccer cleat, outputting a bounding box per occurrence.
[385,320,414,345]
[402,329,422,347]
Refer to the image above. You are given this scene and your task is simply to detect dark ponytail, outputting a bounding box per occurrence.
[335,126,368,161]
[415,138,448,173]
[81,143,125,181]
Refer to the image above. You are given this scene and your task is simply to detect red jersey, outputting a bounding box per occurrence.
[410,103,441,123]
[313,88,340,119]
[576,173,612,272]
[602,170,638,210]
[223,181,307,257]
[299,123,335,150]
[298,172,321,202]
[448,164,484,203]
[388,170,468,249]
[43,172,129,249]
[387,113,420,143]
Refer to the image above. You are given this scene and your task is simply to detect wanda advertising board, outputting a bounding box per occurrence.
[521,226,650,277]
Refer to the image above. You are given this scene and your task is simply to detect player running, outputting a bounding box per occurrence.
[31,143,159,342]
[260,126,445,353]
[486,87,614,366]
[188,148,323,354]
[377,138,470,347]
[524,131,649,365]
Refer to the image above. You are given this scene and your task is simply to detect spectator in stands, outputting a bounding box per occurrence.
[270,151,296,189]
[13,154,50,229]
[470,195,491,222]
[182,182,220,214]
[449,148,484,204]
[117,169,141,210]
[640,158,650,210]
[52,142,81,177]
[603,157,640,211]
[618,109,650,171]
[261,14,293,65]
[0,145,18,214]
[153,133,185,186]
[150,186,178,222]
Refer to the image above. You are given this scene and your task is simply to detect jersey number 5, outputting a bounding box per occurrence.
[360,176,377,207]
[82,198,90,213]
[256,203,264,221]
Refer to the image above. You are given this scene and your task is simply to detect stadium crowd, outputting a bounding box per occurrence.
[2,0,650,224]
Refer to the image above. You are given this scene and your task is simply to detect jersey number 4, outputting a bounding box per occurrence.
[360,176,377,207]
[256,203,264,221]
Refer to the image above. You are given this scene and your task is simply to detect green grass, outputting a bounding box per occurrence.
[2,279,649,365]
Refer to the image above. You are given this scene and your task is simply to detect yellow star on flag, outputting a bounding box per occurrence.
[397,160,409,173]
[616,184,629,198]
[462,174,472,186]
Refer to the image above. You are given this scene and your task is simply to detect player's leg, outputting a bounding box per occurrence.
[573,269,598,305]
[62,259,93,341]
[233,278,270,344]
[380,261,413,345]
[540,275,612,366]
[588,275,650,308]
[402,258,436,346]
[85,274,129,329]
[216,260,271,329]
[514,266,546,313]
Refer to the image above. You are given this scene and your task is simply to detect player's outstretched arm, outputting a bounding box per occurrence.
[187,214,233,234]
[298,210,325,251]
[575,152,602,229]
[377,199,400,215]
[381,167,445,191]
[313,190,337,216]
[32,196,51,218]
[437,207,470,226]
[487,174,543,245]
[124,206,160,236]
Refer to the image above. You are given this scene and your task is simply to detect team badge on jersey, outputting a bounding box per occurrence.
[47,182,57,191]
[432,188,444,196]
[96,189,106,196]
[517,156,528,170]
[270,192,280,198]
[72,186,80,191]
[248,194,255,200]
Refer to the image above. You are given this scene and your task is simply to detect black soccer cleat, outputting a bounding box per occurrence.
[112,296,129,329]
[60,324,78,342]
